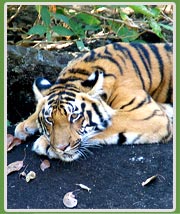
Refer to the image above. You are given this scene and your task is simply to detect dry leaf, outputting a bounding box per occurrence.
[7,160,24,175]
[26,171,36,182]
[7,134,14,149]
[40,159,50,171]
[7,134,22,151]
[142,175,157,186]
[76,183,91,192]
[8,138,22,151]
[63,192,78,208]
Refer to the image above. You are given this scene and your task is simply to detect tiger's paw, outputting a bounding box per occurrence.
[32,135,49,156]
[14,122,30,140]
[15,121,38,141]
[32,135,59,159]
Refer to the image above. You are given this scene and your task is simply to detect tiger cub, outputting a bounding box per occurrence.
[15,42,173,162]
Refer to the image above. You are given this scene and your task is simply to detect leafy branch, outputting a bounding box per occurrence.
[7,5,173,50]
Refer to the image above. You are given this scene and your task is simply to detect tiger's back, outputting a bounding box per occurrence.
[56,42,173,106]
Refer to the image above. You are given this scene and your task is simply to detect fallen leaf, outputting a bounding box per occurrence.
[76,183,91,192]
[40,159,50,171]
[63,192,78,208]
[7,160,24,175]
[7,137,22,151]
[7,134,14,150]
[142,175,157,186]
[26,171,36,182]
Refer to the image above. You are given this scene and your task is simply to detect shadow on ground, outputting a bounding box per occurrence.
[7,126,173,210]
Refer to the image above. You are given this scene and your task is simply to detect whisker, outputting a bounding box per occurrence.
[76,149,88,160]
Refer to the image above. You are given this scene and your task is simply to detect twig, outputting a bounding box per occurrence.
[7,5,23,25]
[60,5,154,34]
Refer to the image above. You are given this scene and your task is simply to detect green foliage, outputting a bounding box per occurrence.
[7,120,11,127]
[129,5,158,17]
[108,20,139,42]
[41,6,51,26]
[129,5,171,40]
[52,26,74,36]
[28,24,47,36]
[75,13,100,26]
[149,18,163,38]
[27,5,173,49]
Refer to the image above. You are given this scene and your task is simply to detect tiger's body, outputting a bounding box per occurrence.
[15,42,173,162]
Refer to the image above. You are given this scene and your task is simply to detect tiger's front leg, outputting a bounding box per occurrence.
[14,111,38,140]
[14,97,46,140]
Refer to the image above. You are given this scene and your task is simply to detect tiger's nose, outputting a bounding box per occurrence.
[56,144,70,151]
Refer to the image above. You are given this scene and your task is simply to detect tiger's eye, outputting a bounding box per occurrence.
[71,114,79,119]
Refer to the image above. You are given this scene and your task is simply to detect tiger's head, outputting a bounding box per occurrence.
[33,71,115,161]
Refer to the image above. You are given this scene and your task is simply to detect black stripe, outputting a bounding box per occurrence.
[47,99,55,106]
[81,70,99,88]
[50,84,80,94]
[48,92,59,100]
[86,110,97,126]
[131,43,152,90]
[163,119,172,142]
[84,50,96,62]
[92,102,103,122]
[128,97,147,112]
[84,47,123,75]
[109,94,118,107]
[59,101,74,112]
[117,54,126,65]
[166,75,173,103]
[97,53,123,75]
[65,84,80,92]
[59,105,67,115]
[132,135,141,144]
[69,68,90,76]
[120,97,136,110]
[149,44,164,96]
[61,96,75,102]
[131,43,151,69]
[117,133,126,145]
[92,66,116,79]
[81,103,86,112]
[113,43,145,90]
[92,65,106,73]
[46,145,51,154]
[141,109,163,120]
[59,91,76,98]
[38,111,49,136]
[164,43,172,52]
[104,46,112,55]
[58,77,83,84]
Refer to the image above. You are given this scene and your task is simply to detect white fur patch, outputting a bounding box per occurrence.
[162,104,173,119]
[40,79,51,86]
[123,132,140,145]
[98,134,119,145]
[88,72,96,80]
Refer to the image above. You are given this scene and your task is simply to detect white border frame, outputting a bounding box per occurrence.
[4,2,176,213]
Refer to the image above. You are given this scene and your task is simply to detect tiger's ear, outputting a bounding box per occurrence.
[81,70,104,98]
[33,77,52,101]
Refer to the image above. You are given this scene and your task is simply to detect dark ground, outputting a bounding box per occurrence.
[6,126,174,211]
